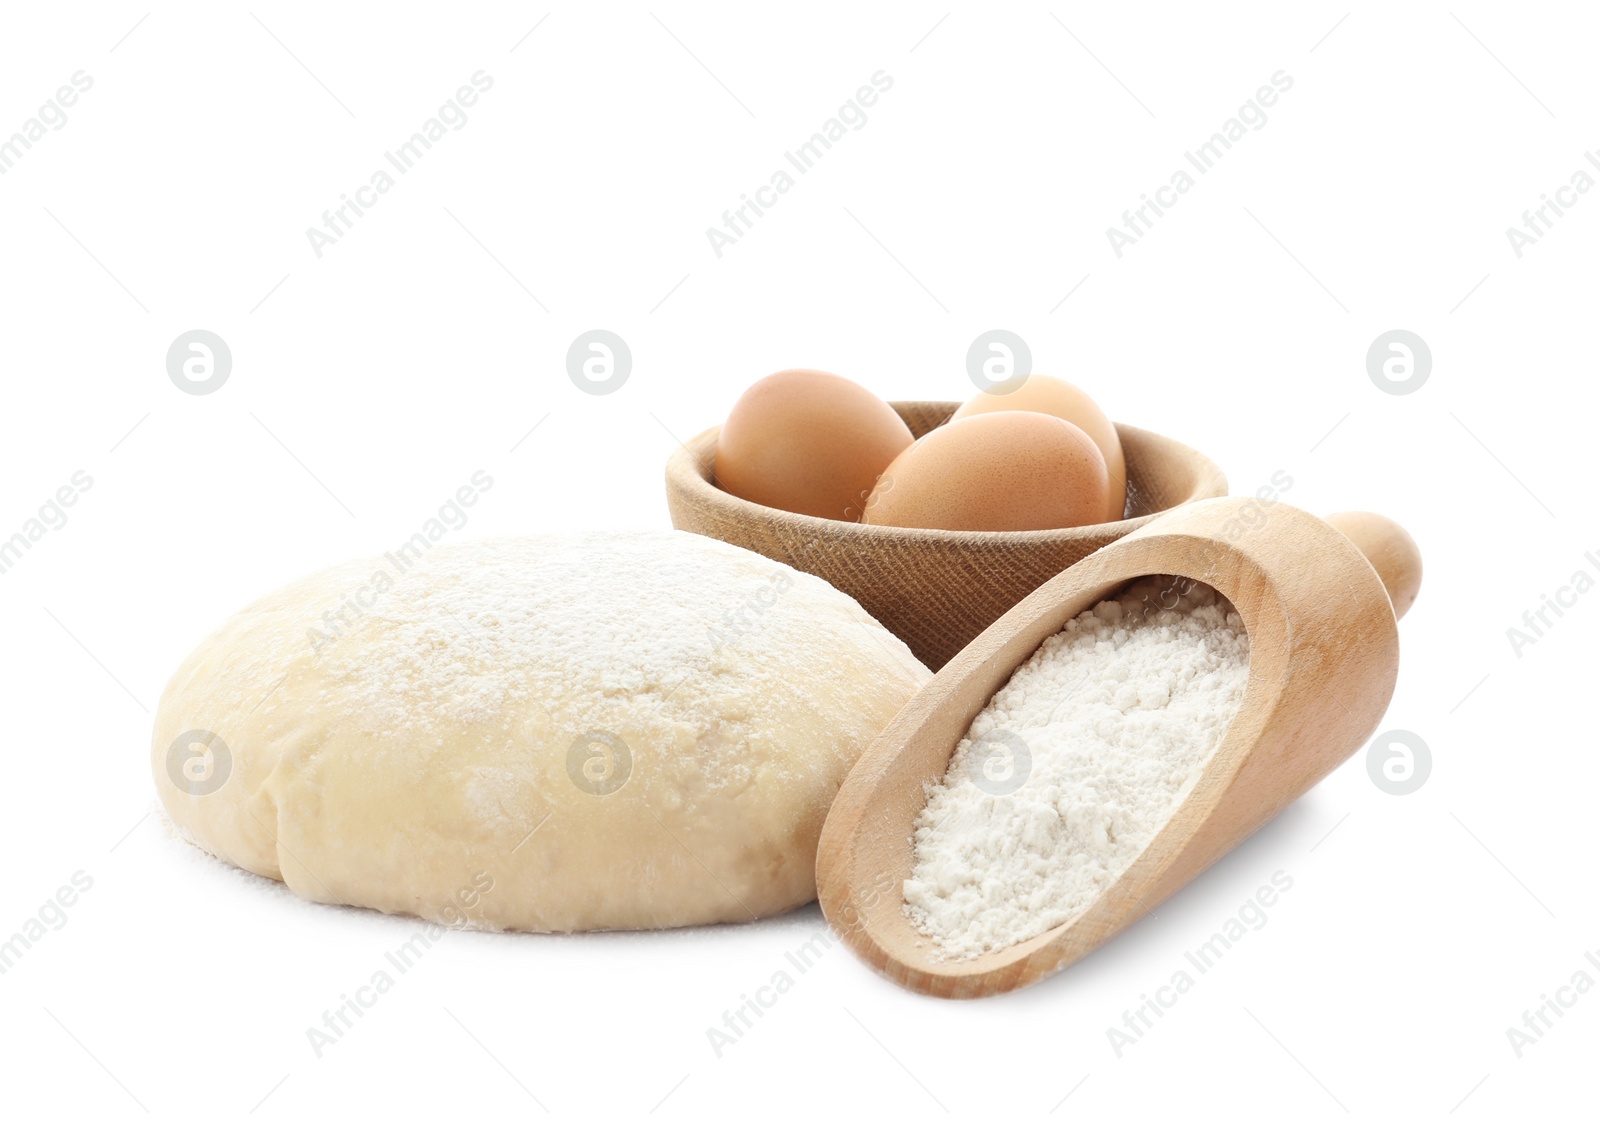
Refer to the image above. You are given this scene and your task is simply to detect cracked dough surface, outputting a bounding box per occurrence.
[151,532,929,932]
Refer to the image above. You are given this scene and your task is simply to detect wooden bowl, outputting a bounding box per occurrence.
[663,402,1228,669]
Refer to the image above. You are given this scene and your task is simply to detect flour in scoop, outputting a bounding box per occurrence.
[903,576,1250,959]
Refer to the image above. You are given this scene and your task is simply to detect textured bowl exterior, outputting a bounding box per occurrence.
[664,401,1227,669]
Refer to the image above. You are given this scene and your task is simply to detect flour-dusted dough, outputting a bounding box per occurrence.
[152,532,930,931]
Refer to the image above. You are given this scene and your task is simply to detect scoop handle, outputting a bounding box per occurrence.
[1324,511,1422,622]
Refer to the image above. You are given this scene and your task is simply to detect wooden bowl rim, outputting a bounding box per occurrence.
[664,402,1228,544]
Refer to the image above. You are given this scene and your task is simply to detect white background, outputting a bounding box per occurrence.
[0,2,1593,1122]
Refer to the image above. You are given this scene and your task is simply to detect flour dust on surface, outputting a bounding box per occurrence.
[903,575,1251,959]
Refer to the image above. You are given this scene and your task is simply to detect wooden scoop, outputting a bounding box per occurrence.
[815,499,1421,999]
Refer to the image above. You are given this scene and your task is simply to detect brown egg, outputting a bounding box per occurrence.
[861,411,1109,532]
[951,376,1127,522]
[714,369,913,521]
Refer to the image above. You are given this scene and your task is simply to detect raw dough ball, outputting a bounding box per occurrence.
[152,532,930,932]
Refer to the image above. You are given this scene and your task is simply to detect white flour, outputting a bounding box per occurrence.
[903,576,1250,959]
